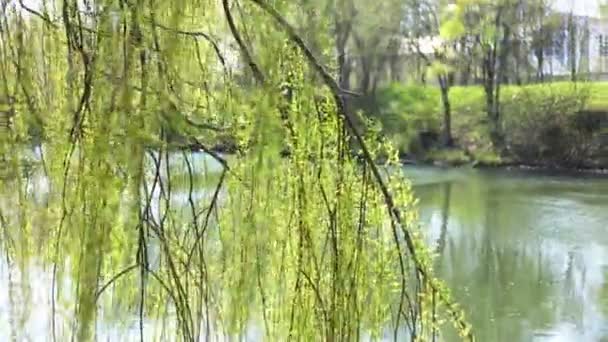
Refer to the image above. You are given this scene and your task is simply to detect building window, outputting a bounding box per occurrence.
[600,35,608,57]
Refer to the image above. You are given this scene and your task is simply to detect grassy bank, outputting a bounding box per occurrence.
[366,81,608,169]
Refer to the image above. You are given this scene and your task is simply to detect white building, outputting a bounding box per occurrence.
[543,0,608,77]
[397,0,608,82]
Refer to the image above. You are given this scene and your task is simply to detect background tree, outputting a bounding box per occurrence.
[402,0,461,146]
[445,0,522,148]
[0,0,474,340]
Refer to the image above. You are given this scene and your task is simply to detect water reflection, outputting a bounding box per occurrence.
[1,151,607,340]
[0,150,228,341]
[412,166,608,341]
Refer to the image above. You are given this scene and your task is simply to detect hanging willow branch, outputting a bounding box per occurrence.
[222,0,265,83]
[0,1,474,340]
[18,0,56,26]
[152,21,228,71]
[246,0,474,340]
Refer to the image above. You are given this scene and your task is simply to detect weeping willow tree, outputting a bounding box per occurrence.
[0,0,473,340]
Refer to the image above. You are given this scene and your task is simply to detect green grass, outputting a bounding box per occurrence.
[450,82,608,113]
[470,149,505,166]
[373,81,608,167]
[425,148,471,165]
[587,82,608,111]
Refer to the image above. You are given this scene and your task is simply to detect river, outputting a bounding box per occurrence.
[407,166,608,341]
[0,157,607,341]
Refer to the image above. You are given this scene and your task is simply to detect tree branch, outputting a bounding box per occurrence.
[246,1,473,339]
[222,0,265,83]
[18,0,57,27]
[152,21,227,70]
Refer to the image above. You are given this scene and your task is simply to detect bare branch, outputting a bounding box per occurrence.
[222,0,265,83]
[95,264,139,301]
[18,0,56,27]
[152,21,227,70]
[245,1,473,339]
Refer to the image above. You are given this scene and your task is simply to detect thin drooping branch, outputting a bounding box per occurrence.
[152,21,227,70]
[18,0,56,27]
[222,0,265,83]
[248,0,417,268]
[17,7,228,80]
[94,264,139,301]
[186,167,226,266]
[246,1,473,339]
[190,137,229,170]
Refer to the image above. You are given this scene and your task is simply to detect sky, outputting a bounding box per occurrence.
[15,0,607,18]
[552,0,606,18]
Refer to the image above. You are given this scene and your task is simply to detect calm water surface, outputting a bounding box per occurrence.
[408,166,608,342]
[1,158,607,341]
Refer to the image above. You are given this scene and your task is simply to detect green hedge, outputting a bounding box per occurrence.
[587,82,608,111]
[366,83,442,154]
[371,82,607,167]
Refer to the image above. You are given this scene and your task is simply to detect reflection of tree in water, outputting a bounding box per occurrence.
[599,267,608,323]
[413,169,608,341]
[425,181,562,342]
[6,262,21,341]
[435,182,452,264]
[442,240,559,340]
[560,251,586,324]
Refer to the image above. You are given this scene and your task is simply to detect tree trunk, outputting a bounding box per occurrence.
[334,0,354,90]
[536,48,545,82]
[389,55,401,82]
[482,23,511,149]
[486,90,502,148]
[337,51,351,90]
[460,64,471,85]
[492,23,510,146]
[483,49,503,148]
[387,37,401,82]
[438,75,453,147]
[568,12,577,82]
[359,57,371,94]
[480,9,506,149]
[414,56,426,85]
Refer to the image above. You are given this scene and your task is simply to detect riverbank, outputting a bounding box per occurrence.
[401,149,608,176]
[406,165,608,342]
[362,81,608,171]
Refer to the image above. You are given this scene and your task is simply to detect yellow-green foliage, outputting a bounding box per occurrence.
[450,81,604,117]
[450,82,602,143]
[0,1,472,341]
[587,82,608,111]
[375,82,606,165]
[371,83,441,153]
[425,149,471,165]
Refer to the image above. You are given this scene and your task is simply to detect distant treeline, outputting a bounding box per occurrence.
[359,82,608,169]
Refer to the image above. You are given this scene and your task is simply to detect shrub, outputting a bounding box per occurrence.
[371,83,441,153]
[449,86,491,151]
[501,82,593,165]
[369,81,605,167]
[587,82,608,111]
[471,149,504,166]
[425,148,471,165]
